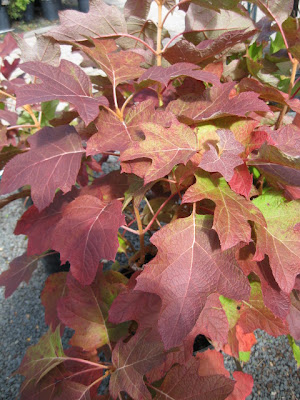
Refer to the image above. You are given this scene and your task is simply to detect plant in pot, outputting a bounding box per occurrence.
[7,0,34,21]
[0,0,300,399]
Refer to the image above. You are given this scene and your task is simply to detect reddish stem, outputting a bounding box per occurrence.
[143,191,177,234]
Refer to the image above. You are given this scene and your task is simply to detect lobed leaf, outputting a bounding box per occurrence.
[164,30,257,65]
[80,39,145,89]
[167,82,269,124]
[52,195,125,285]
[41,272,68,331]
[0,252,39,298]
[183,171,266,250]
[121,121,197,184]
[47,0,127,43]
[110,330,165,400]
[16,60,108,125]
[135,214,250,349]
[58,269,128,351]
[252,191,300,293]
[138,62,221,88]
[153,356,235,400]
[199,129,244,181]
[0,126,84,211]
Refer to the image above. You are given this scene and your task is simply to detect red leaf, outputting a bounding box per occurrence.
[0,252,39,298]
[120,121,197,184]
[124,0,152,19]
[41,272,68,331]
[52,196,125,285]
[81,39,145,88]
[237,244,291,319]
[228,371,254,400]
[252,191,300,293]
[184,293,229,355]
[154,356,234,400]
[199,129,244,181]
[167,82,269,124]
[1,58,20,80]
[229,163,253,199]
[109,272,161,333]
[239,77,300,114]
[81,170,130,202]
[15,35,61,66]
[58,269,128,351]
[163,30,256,64]
[16,61,108,125]
[138,62,221,88]
[183,171,265,250]
[0,33,18,58]
[17,327,66,385]
[86,100,155,154]
[196,350,254,400]
[249,143,300,191]
[47,0,127,43]
[269,124,300,157]
[0,109,18,125]
[287,291,300,340]
[0,126,84,211]
[14,189,78,255]
[238,282,289,337]
[109,330,165,400]
[135,214,250,349]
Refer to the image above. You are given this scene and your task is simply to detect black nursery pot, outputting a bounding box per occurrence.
[0,6,10,31]
[24,2,34,23]
[78,0,89,13]
[41,0,58,20]
[41,251,70,274]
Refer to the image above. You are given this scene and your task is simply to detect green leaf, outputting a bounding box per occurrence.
[17,326,66,384]
[239,351,251,362]
[41,100,59,125]
[270,32,285,54]
[219,295,241,329]
[288,335,300,368]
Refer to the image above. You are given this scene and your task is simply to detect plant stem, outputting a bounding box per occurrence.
[120,225,140,235]
[144,196,162,228]
[0,89,40,129]
[156,0,164,106]
[134,204,145,265]
[120,92,134,119]
[144,191,177,234]
[156,0,163,67]
[234,358,243,372]
[0,189,31,210]
[275,59,299,129]
[7,124,36,131]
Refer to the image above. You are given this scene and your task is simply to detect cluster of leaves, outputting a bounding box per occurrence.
[0,0,300,398]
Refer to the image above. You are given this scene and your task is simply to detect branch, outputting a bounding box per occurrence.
[275,59,299,129]
[143,191,177,234]
[134,204,145,265]
[0,189,31,210]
